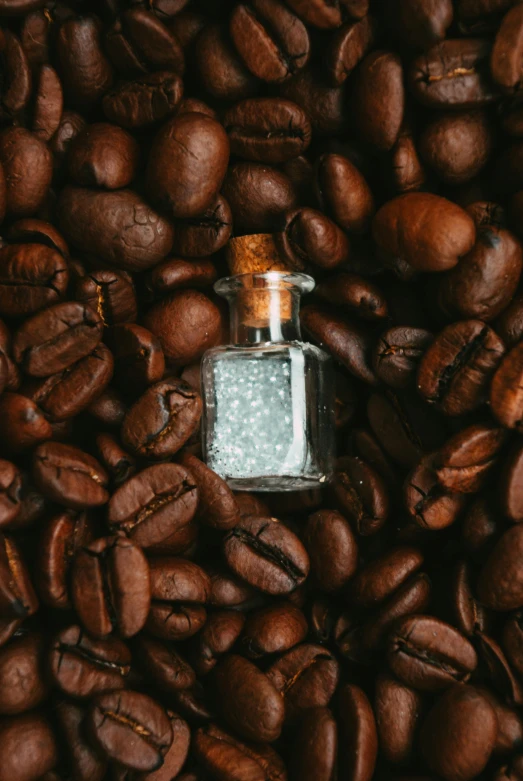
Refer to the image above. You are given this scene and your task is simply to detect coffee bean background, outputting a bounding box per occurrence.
[1,0,523,779]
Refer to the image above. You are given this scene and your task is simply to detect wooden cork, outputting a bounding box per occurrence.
[226,234,292,327]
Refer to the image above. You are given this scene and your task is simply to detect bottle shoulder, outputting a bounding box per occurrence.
[202,341,332,363]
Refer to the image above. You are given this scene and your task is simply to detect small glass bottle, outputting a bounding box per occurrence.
[201,240,335,491]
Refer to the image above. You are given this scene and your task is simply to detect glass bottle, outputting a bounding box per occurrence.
[201,270,335,491]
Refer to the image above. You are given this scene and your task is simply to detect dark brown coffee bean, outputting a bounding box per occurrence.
[420,111,492,185]
[106,8,184,77]
[57,15,113,111]
[108,463,198,550]
[121,377,201,459]
[179,453,240,531]
[33,442,109,509]
[326,15,375,85]
[23,344,114,422]
[435,422,506,494]
[87,689,172,772]
[194,23,260,102]
[224,97,311,163]
[72,535,150,638]
[193,723,286,781]
[316,273,387,320]
[56,700,107,781]
[451,560,490,637]
[476,630,523,705]
[146,113,229,220]
[410,39,497,108]
[0,461,23,529]
[420,685,497,781]
[0,127,52,218]
[351,51,404,151]
[145,258,218,299]
[0,394,51,454]
[36,511,93,610]
[190,610,245,676]
[144,289,223,367]
[374,193,476,273]
[491,340,523,430]
[503,613,523,679]
[135,711,190,781]
[479,524,523,610]
[285,0,368,28]
[289,707,337,781]
[438,226,522,321]
[241,603,307,659]
[362,572,432,652]
[135,634,195,692]
[170,195,232,258]
[405,455,467,529]
[351,547,424,608]
[223,515,309,595]
[103,71,183,128]
[76,269,137,326]
[230,0,310,83]
[222,162,297,234]
[462,493,500,562]
[0,632,46,715]
[146,557,210,641]
[0,713,58,781]
[395,0,453,48]
[373,327,433,389]
[31,64,63,143]
[316,153,374,234]
[496,292,523,347]
[301,305,377,385]
[276,207,350,271]
[491,4,523,92]
[0,243,68,318]
[337,684,378,781]
[13,301,103,378]
[95,434,136,489]
[267,643,339,723]
[67,122,139,190]
[331,456,389,536]
[58,186,174,272]
[50,624,131,698]
[106,324,165,394]
[0,531,38,621]
[0,28,31,119]
[303,509,357,592]
[375,674,422,765]
[215,654,284,742]
[417,320,505,416]
[387,615,478,691]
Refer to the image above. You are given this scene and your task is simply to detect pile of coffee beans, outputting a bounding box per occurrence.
[2,0,523,779]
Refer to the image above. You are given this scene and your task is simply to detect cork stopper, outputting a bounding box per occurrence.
[225,234,292,327]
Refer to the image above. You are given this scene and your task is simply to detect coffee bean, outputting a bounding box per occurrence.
[351,547,424,607]
[316,152,374,233]
[325,15,375,85]
[194,23,260,102]
[420,685,497,781]
[267,643,339,723]
[57,15,113,111]
[491,4,523,92]
[290,707,337,781]
[223,515,310,595]
[87,689,172,772]
[76,269,137,326]
[146,557,210,641]
[373,327,433,389]
[420,111,492,184]
[103,71,184,128]
[179,453,240,531]
[193,723,286,781]
[242,603,307,658]
[462,494,501,562]
[452,560,490,636]
[108,463,198,550]
[395,0,453,48]
[330,456,389,536]
[170,195,232,258]
[222,162,297,234]
[479,524,523,610]
[145,258,218,299]
[435,422,507,494]
[33,442,109,509]
[351,51,404,151]
[375,674,422,765]
[285,0,368,28]
[0,712,58,781]
[106,8,184,77]
[337,684,378,781]
[417,319,505,415]
[303,509,358,592]
[50,624,131,698]
[387,614,478,691]
[135,635,196,692]
[476,630,523,705]
[362,572,432,652]
[491,340,523,430]
[0,243,68,318]
[0,632,46,714]
[72,535,150,638]
[0,127,52,218]
[190,609,245,675]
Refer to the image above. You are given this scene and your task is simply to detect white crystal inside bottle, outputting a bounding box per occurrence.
[206,348,311,479]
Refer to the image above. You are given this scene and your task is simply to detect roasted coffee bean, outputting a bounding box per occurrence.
[491,340,523,430]
[0,243,69,318]
[420,111,492,185]
[267,643,339,723]
[106,8,184,77]
[325,15,375,85]
[95,434,136,488]
[58,186,174,272]
[108,463,198,550]
[215,654,284,742]
[222,161,298,234]
[72,535,150,638]
[351,51,404,151]
[491,4,523,92]
[57,15,113,111]
[417,320,505,415]
[503,613,523,679]
[303,509,357,592]
[462,493,500,562]
[145,258,218,298]
[241,603,307,658]
[435,422,506,494]
[144,289,223,367]
[0,127,52,218]
[0,531,38,620]
[190,610,245,676]
[337,684,378,781]
[76,269,137,327]
[230,1,310,83]
[146,113,229,220]
[387,615,478,691]
[224,97,311,163]
[87,689,172,772]
[135,635,195,692]
[478,524,523,610]
[373,327,433,389]
[285,0,368,28]
[33,442,109,509]
[289,707,337,781]
[405,455,467,529]
[106,323,165,394]
[50,624,131,698]
[67,123,139,190]
[170,195,232,258]
[0,632,46,715]
[496,292,523,347]
[476,630,523,705]
[179,453,240,531]
[103,71,183,128]
[194,22,260,102]
[0,712,58,781]
[223,515,309,595]
[410,39,497,108]
[146,557,210,641]
[275,207,350,270]
[316,273,387,321]
[193,723,286,781]
[452,560,490,636]
[13,302,103,378]
[421,685,497,781]
[375,674,422,765]
[0,461,22,529]
[55,700,107,781]
[36,511,93,610]
[330,456,389,536]
[316,152,374,234]
[374,193,476,273]
[351,547,424,607]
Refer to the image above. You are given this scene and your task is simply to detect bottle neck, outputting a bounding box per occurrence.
[228,287,302,344]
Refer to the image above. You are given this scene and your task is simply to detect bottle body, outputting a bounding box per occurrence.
[201,340,335,491]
